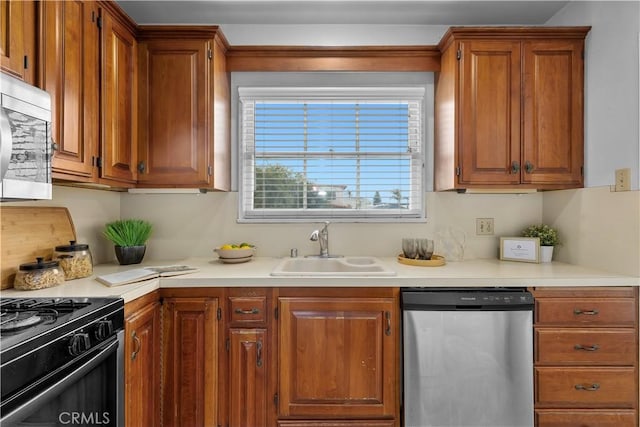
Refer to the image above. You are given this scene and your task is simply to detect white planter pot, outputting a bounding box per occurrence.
[540,246,554,263]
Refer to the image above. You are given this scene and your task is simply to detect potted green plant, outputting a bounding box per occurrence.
[103,219,153,265]
[522,224,559,263]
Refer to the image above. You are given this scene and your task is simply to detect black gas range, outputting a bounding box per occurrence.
[0,297,125,425]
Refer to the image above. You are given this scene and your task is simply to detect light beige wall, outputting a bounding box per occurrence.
[2,185,121,264]
[542,186,640,277]
[120,191,543,261]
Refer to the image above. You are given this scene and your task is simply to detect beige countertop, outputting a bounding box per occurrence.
[1,257,638,303]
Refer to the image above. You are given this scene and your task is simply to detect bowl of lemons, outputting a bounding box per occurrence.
[214,243,255,263]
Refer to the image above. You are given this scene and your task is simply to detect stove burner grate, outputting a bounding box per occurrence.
[0,311,43,333]
[0,299,90,334]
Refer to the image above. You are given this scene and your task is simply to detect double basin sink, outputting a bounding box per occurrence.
[270,256,396,276]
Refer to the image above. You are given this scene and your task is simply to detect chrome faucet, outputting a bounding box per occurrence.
[309,221,330,257]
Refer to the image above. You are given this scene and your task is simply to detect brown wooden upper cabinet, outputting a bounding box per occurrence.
[1,0,36,84]
[40,1,137,186]
[137,27,231,190]
[434,27,590,191]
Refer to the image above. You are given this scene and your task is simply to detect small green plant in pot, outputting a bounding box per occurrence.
[522,224,559,263]
[103,219,153,265]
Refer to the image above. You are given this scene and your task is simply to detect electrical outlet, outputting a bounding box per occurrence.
[615,168,631,191]
[476,218,494,235]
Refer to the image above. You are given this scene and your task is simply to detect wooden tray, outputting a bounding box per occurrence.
[397,254,446,267]
[1,206,77,289]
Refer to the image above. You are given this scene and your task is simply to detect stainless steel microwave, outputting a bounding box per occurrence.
[0,73,52,200]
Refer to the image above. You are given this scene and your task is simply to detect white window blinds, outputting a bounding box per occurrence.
[239,87,425,221]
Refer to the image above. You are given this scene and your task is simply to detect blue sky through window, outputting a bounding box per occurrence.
[254,102,412,207]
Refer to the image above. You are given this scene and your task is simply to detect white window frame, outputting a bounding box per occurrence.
[238,87,425,222]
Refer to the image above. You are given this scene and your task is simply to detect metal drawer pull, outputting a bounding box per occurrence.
[575,383,600,391]
[131,331,141,361]
[256,340,263,367]
[573,308,599,315]
[235,308,260,315]
[574,344,600,351]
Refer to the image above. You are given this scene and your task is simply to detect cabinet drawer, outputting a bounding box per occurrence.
[535,328,637,365]
[536,409,637,427]
[535,298,636,326]
[536,367,636,408]
[229,296,266,323]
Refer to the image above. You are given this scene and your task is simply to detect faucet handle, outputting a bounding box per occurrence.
[309,230,320,241]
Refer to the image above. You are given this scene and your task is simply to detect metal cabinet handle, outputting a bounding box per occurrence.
[574,309,599,316]
[235,308,259,315]
[131,331,141,360]
[137,161,145,174]
[575,383,600,391]
[511,161,520,174]
[385,311,391,336]
[574,344,600,351]
[525,161,534,173]
[256,340,263,368]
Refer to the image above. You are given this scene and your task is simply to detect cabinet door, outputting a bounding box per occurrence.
[1,0,35,83]
[137,39,211,187]
[41,0,99,181]
[124,301,161,427]
[162,298,218,427]
[278,297,397,419]
[522,40,584,187]
[229,328,268,427]
[459,40,521,185]
[100,8,137,184]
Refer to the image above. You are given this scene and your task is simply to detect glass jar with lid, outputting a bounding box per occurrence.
[53,240,93,280]
[14,257,65,290]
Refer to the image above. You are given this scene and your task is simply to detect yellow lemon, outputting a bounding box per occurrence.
[221,244,233,250]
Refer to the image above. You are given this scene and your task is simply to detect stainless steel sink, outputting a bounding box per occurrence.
[270,256,396,276]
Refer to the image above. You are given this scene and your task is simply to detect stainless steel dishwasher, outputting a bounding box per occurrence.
[402,288,534,427]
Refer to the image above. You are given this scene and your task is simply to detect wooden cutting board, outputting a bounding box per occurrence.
[1,206,77,289]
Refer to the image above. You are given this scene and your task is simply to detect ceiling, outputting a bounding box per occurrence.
[116,1,569,26]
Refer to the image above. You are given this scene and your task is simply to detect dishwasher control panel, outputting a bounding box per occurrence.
[401,288,534,311]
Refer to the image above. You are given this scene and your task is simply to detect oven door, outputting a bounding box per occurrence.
[1,330,124,427]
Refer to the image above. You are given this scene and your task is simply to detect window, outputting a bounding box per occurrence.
[239,87,425,221]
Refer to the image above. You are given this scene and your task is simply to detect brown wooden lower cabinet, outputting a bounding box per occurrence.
[277,294,398,422]
[531,286,639,427]
[156,287,399,427]
[142,286,640,426]
[162,297,219,427]
[229,328,269,427]
[124,293,161,427]
[536,409,637,427]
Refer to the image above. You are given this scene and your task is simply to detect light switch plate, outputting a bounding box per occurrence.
[476,218,494,235]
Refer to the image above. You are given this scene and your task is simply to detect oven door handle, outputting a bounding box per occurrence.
[1,337,119,425]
